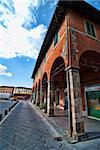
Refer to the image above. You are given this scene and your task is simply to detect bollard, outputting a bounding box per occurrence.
[5,110,8,115]
[9,107,11,111]
[0,114,2,121]
[11,106,13,109]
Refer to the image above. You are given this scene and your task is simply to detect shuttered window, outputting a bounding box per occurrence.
[54,32,59,47]
[85,21,96,37]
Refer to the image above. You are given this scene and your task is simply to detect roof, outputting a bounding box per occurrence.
[15,87,32,90]
[31,0,100,79]
[0,86,14,88]
[0,86,32,90]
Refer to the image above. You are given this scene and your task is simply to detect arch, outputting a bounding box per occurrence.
[79,50,100,84]
[50,56,65,77]
[42,72,48,83]
[79,50,100,119]
[46,55,67,80]
[79,49,100,66]
[49,56,67,115]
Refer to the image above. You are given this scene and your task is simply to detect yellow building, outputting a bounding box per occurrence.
[13,87,32,100]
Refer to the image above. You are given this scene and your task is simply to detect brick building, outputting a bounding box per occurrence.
[0,86,14,95]
[31,1,100,140]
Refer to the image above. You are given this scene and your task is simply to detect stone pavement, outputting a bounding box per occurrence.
[0,101,18,120]
[33,104,100,150]
[50,108,100,133]
[0,101,72,150]
[0,101,100,150]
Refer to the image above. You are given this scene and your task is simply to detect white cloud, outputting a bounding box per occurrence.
[0,23,47,59]
[0,64,13,77]
[0,0,47,59]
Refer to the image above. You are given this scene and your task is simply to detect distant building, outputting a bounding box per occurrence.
[13,87,32,100]
[13,87,32,94]
[0,86,32,100]
[0,86,14,95]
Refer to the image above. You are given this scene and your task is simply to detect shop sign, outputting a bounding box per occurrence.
[85,85,100,92]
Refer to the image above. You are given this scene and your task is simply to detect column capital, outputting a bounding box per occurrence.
[65,66,80,71]
[47,80,53,83]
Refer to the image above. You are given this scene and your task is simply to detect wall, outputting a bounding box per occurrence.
[68,10,100,111]
[33,17,67,87]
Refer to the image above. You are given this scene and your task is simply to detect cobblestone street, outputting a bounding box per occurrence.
[0,102,68,150]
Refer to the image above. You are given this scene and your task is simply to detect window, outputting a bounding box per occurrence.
[44,55,46,63]
[85,21,96,37]
[54,32,59,46]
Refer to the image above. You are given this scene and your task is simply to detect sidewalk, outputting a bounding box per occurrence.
[32,103,100,149]
[0,101,18,121]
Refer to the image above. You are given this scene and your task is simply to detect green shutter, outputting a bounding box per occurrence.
[54,32,58,47]
[91,23,96,37]
[85,21,96,37]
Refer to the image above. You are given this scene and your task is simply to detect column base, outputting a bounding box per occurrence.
[67,121,85,143]
[76,121,84,133]
[47,108,54,117]
[68,132,87,143]
[37,102,40,106]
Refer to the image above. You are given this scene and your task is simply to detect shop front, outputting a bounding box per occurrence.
[85,85,100,119]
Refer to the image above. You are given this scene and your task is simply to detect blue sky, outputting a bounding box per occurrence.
[0,0,100,88]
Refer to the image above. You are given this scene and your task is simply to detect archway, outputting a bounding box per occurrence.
[79,50,100,119]
[50,56,67,116]
[42,73,48,112]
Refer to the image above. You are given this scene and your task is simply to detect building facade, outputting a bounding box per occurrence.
[13,87,32,100]
[32,1,100,140]
[0,86,14,95]
[13,87,32,94]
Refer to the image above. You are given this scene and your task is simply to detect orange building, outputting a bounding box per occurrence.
[0,86,14,95]
[31,1,100,140]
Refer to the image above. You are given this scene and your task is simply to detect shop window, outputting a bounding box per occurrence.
[86,91,100,119]
[54,32,59,47]
[85,20,96,37]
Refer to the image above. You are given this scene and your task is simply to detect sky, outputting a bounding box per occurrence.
[0,0,100,88]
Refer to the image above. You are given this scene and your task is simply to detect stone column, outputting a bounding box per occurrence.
[36,87,38,106]
[37,90,40,106]
[47,80,54,116]
[66,66,84,141]
[34,88,36,104]
[40,80,43,107]
[66,70,72,137]
[47,80,50,116]
[32,92,35,103]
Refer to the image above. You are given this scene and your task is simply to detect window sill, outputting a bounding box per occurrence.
[86,33,97,41]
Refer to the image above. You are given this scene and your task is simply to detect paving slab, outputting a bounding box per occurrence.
[0,102,68,150]
[31,103,100,150]
[0,101,100,150]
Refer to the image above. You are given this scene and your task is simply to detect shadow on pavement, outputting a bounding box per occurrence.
[79,131,100,142]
